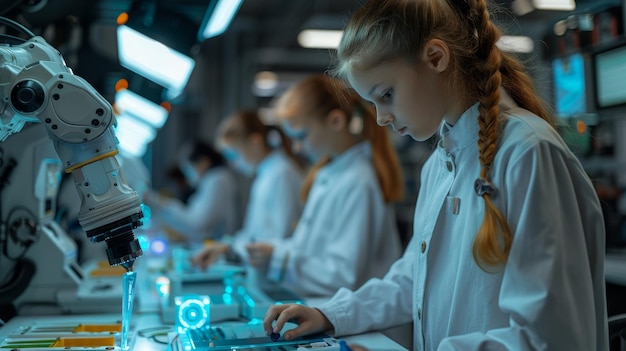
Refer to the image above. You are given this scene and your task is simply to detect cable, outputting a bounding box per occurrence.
[0,16,35,38]
[0,33,27,44]
[137,326,172,345]
[0,156,17,275]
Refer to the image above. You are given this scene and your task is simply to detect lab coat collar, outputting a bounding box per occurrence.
[438,88,518,155]
[256,150,284,176]
[316,141,372,180]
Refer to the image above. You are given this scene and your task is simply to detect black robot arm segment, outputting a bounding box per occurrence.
[0,34,144,271]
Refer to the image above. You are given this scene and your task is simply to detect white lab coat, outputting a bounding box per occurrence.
[155,166,239,242]
[267,141,402,297]
[232,150,303,256]
[318,97,608,350]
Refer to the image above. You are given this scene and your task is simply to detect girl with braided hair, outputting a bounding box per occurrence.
[263,0,608,350]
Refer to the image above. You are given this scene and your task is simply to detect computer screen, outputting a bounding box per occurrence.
[552,53,587,118]
[594,44,626,109]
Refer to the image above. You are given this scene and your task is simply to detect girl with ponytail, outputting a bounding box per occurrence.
[191,110,304,268]
[263,0,607,350]
[245,74,405,297]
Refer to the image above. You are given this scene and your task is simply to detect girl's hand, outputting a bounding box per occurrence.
[263,303,333,341]
[246,242,274,269]
[189,242,230,270]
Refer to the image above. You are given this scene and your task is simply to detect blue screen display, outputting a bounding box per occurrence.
[553,53,587,118]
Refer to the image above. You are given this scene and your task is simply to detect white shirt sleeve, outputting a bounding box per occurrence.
[264,166,302,239]
[438,141,607,351]
[231,160,302,258]
[269,181,383,296]
[157,169,235,242]
[317,238,416,336]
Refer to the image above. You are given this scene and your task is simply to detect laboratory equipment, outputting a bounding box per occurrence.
[0,16,143,312]
[121,271,137,350]
[175,294,211,333]
[160,245,303,324]
[0,318,126,351]
[169,321,341,351]
[160,245,244,324]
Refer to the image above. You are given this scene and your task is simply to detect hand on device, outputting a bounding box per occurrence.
[190,242,230,270]
[263,303,333,341]
[246,242,274,269]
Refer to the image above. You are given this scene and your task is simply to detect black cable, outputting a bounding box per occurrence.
[0,16,35,38]
[137,326,172,345]
[0,33,27,44]
[0,156,17,275]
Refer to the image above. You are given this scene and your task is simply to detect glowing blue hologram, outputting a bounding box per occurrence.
[175,295,211,333]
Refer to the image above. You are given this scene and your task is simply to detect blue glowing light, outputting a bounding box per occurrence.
[155,276,170,297]
[151,238,168,255]
[137,234,150,251]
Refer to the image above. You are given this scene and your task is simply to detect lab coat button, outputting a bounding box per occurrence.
[418,307,422,320]
[446,161,453,172]
[421,241,426,253]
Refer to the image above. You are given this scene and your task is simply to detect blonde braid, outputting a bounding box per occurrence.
[470,0,513,270]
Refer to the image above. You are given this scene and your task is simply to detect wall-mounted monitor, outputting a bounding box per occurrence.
[593,43,626,109]
[552,53,587,118]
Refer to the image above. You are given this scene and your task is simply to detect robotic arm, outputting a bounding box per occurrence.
[0,22,143,272]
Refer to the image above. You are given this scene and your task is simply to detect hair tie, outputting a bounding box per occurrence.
[474,178,496,197]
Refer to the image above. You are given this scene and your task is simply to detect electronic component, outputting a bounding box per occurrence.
[169,322,341,351]
[175,294,212,333]
[0,320,127,351]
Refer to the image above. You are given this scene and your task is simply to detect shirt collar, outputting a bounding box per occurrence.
[317,141,372,178]
[438,89,518,155]
[256,150,283,175]
[438,103,480,154]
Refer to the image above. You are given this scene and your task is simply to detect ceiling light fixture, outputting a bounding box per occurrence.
[496,35,535,53]
[297,29,343,49]
[114,115,157,157]
[117,25,195,94]
[198,0,244,40]
[115,89,169,128]
[534,0,576,11]
[513,0,576,16]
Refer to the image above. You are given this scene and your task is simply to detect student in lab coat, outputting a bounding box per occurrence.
[244,74,405,297]
[263,0,608,350]
[144,140,240,242]
[190,110,304,266]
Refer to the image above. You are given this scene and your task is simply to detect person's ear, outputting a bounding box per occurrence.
[326,109,348,132]
[422,39,450,73]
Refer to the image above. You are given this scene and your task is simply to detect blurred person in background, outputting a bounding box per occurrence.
[162,164,196,205]
[191,110,305,266]
[144,140,240,243]
[244,74,405,297]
